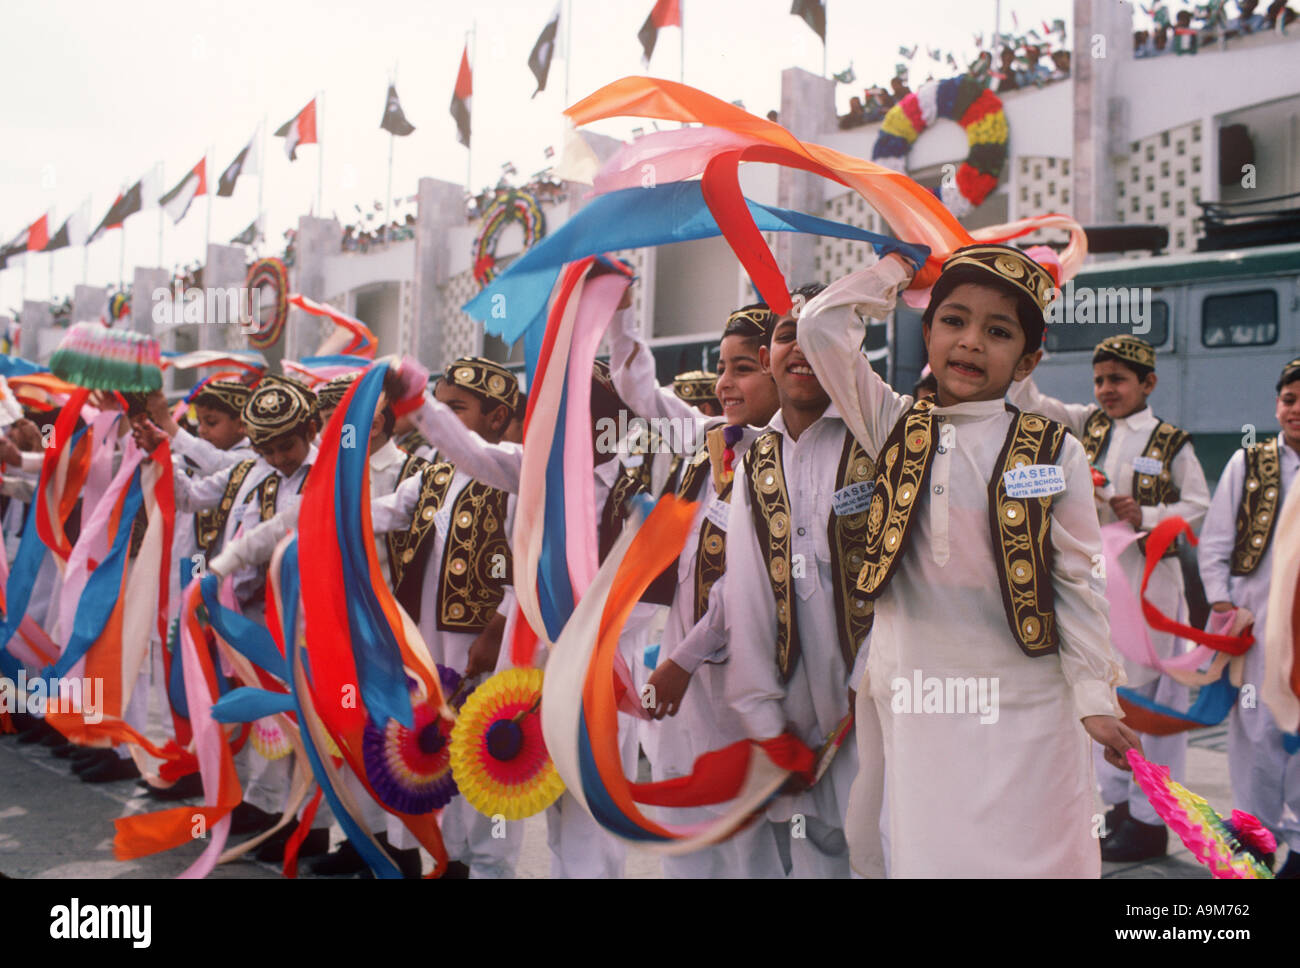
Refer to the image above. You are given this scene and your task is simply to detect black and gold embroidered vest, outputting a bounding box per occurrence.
[1231,437,1283,575]
[195,459,257,557]
[744,428,875,683]
[678,436,728,624]
[857,401,1068,657]
[1081,409,1189,506]
[388,459,454,623]
[395,428,431,455]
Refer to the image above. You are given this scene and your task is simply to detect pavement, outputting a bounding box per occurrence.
[1,715,1267,879]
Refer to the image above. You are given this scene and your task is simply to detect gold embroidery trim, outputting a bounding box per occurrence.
[693,480,731,625]
[829,434,876,668]
[437,480,512,632]
[857,399,937,597]
[195,458,256,557]
[387,459,453,591]
[746,431,800,683]
[989,411,1067,657]
[1231,437,1281,576]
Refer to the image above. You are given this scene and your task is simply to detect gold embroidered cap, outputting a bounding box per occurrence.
[937,244,1058,313]
[444,357,519,414]
[1094,334,1157,371]
[316,372,359,413]
[193,378,251,417]
[721,305,778,342]
[672,370,720,407]
[242,374,318,446]
[1278,356,1300,392]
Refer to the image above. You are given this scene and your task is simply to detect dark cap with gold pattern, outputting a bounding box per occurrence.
[444,357,520,414]
[193,378,251,417]
[926,243,1057,349]
[721,304,778,343]
[1278,357,1300,393]
[316,372,359,413]
[242,374,318,446]
[1094,334,1157,372]
[672,370,720,408]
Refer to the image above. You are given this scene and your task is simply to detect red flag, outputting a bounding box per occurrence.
[450,45,472,147]
[159,158,207,225]
[26,214,49,252]
[275,99,318,161]
[638,0,682,64]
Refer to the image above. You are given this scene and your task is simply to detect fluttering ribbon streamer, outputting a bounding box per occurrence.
[1111,517,1256,735]
[163,349,268,377]
[294,362,452,875]
[288,293,379,359]
[280,355,370,388]
[462,180,929,347]
[564,77,1086,307]
[542,492,796,850]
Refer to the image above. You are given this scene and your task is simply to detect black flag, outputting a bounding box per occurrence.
[528,3,560,97]
[231,218,261,246]
[381,84,416,136]
[89,180,144,242]
[791,0,826,42]
[219,130,260,197]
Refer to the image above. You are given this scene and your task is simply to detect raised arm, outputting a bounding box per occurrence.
[170,428,251,475]
[798,254,915,455]
[408,395,522,494]
[1006,373,1096,437]
[607,308,710,429]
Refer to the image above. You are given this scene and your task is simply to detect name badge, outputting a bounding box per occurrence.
[703,497,730,532]
[1132,456,1164,476]
[831,480,874,516]
[1002,464,1066,498]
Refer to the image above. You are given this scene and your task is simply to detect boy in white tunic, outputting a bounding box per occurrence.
[1197,357,1300,878]
[799,245,1135,878]
[723,284,882,879]
[1007,335,1210,862]
[608,302,785,877]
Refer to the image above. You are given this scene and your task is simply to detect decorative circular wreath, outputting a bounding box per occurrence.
[361,666,462,815]
[871,75,1008,217]
[472,190,546,287]
[243,257,289,349]
[108,292,130,322]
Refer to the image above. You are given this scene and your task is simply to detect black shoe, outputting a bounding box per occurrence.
[140,773,204,801]
[438,860,470,880]
[311,841,367,876]
[1276,849,1300,879]
[71,749,118,774]
[1101,817,1168,863]
[229,802,277,835]
[1102,801,1130,842]
[40,728,68,748]
[70,745,105,761]
[256,827,329,864]
[16,720,53,744]
[80,756,142,784]
[7,712,37,735]
[49,742,82,759]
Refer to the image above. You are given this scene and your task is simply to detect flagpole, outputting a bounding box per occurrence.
[563,0,572,104]
[158,161,165,269]
[385,65,396,248]
[258,114,267,254]
[119,226,126,292]
[823,1,828,78]
[316,90,324,217]
[467,24,476,203]
[205,146,214,253]
[679,1,685,84]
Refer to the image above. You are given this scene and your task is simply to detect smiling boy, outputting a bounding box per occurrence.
[799,245,1133,877]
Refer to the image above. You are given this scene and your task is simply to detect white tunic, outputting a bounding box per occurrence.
[799,258,1124,877]
[1197,440,1300,851]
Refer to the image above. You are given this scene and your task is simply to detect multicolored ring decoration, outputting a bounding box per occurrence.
[108,292,131,322]
[472,189,546,287]
[362,666,462,814]
[244,257,290,350]
[872,75,1008,217]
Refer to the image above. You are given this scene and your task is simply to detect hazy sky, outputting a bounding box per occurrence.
[0,0,1076,311]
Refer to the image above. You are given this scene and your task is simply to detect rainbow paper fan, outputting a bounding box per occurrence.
[48,322,162,392]
[450,667,564,821]
[250,717,293,761]
[362,666,461,814]
[1127,750,1275,879]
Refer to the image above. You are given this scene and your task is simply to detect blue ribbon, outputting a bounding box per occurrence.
[198,574,287,681]
[462,181,931,345]
[1118,668,1239,729]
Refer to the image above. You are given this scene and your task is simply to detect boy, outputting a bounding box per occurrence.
[799,245,1134,877]
[723,283,885,878]
[1008,334,1210,862]
[608,301,785,876]
[1197,357,1300,877]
